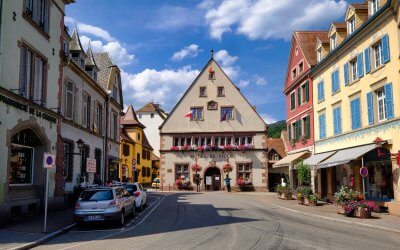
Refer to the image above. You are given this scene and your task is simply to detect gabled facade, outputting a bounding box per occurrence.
[137,101,168,157]
[93,52,123,181]
[160,57,268,191]
[120,105,153,184]
[0,0,74,222]
[59,27,108,193]
[310,0,400,215]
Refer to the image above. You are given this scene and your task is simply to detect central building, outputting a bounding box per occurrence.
[159,57,267,191]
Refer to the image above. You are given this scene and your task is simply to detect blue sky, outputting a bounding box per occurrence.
[66,0,359,123]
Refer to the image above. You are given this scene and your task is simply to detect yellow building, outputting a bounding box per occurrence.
[120,105,154,184]
[309,0,400,215]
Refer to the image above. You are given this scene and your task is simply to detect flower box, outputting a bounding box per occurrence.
[297,194,304,205]
[278,192,292,200]
[354,207,372,219]
[336,204,346,214]
[304,197,317,206]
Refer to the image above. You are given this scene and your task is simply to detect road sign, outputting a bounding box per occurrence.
[132,159,137,165]
[132,165,136,171]
[360,166,368,177]
[86,158,97,173]
[43,153,55,168]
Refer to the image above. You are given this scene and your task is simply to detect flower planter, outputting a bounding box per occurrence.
[354,207,372,219]
[278,192,292,200]
[304,197,317,206]
[336,204,345,214]
[297,195,304,205]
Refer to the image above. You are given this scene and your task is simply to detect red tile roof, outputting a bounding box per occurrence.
[120,105,146,128]
[332,22,347,29]
[295,31,329,66]
[267,138,287,158]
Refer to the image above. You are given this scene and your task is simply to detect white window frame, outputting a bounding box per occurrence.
[349,58,358,82]
[330,34,337,50]
[348,17,356,34]
[317,48,322,62]
[65,81,75,119]
[376,88,387,122]
[370,0,380,15]
[373,42,383,68]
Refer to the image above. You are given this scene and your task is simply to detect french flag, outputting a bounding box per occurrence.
[184,110,193,118]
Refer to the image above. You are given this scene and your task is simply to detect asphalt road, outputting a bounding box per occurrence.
[35,192,400,250]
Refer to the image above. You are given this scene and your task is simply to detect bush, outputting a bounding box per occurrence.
[296,161,311,186]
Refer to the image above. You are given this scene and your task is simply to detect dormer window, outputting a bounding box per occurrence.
[80,58,85,68]
[113,74,118,100]
[370,0,380,15]
[348,17,355,35]
[317,48,322,62]
[298,62,303,74]
[330,34,337,50]
[93,71,97,82]
[292,68,297,79]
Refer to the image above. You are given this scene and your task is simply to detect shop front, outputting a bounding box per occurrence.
[108,156,120,182]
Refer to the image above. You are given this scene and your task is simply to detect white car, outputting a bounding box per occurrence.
[123,183,147,211]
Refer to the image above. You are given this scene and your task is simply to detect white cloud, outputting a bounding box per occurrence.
[147,6,204,31]
[253,74,268,86]
[260,113,277,124]
[214,49,240,81]
[121,66,200,111]
[237,80,249,88]
[171,44,202,61]
[205,0,347,40]
[65,17,135,67]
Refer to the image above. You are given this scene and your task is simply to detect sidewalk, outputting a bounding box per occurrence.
[0,208,75,250]
[235,192,400,233]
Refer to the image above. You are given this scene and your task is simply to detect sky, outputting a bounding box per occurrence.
[65,0,359,124]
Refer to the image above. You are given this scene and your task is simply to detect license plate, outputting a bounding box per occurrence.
[86,215,102,220]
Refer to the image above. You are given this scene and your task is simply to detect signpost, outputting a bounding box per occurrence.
[43,153,55,233]
[86,158,97,173]
[360,158,368,198]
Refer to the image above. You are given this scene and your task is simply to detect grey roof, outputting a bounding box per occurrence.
[85,42,99,71]
[70,28,85,53]
[92,52,114,90]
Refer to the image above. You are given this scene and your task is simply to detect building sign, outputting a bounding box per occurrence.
[206,176,212,185]
[189,153,233,160]
[86,158,97,173]
[0,93,57,123]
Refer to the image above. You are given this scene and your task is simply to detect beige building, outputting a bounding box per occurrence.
[159,57,267,191]
[0,0,73,221]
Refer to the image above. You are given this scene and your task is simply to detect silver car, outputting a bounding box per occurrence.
[74,186,135,226]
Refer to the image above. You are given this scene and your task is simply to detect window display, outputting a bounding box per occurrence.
[9,144,33,184]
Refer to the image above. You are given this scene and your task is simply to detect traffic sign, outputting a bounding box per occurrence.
[360,166,368,177]
[132,159,137,165]
[43,153,55,168]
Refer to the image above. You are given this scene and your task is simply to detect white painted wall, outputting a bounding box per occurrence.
[137,112,164,157]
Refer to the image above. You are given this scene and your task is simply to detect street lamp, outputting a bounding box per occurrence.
[64,139,85,155]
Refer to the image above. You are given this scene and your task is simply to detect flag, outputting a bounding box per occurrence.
[221,109,228,121]
[184,110,193,118]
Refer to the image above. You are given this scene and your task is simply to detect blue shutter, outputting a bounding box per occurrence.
[382,34,390,63]
[357,53,364,78]
[364,48,371,73]
[344,63,349,86]
[385,83,394,119]
[333,109,338,134]
[317,83,321,101]
[337,107,342,133]
[351,100,356,130]
[319,114,325,139]
[321,81,324,100]
[331,71,335,93]
[356,98,361,129]
[335,70,340,92]
[367,92,374,125]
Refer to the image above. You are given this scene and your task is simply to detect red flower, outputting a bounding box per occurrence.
[191,163,202,172]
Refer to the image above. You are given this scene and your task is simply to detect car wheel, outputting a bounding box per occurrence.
[119,210,125,226]
[132,204,136,217]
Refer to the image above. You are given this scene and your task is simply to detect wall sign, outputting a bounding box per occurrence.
[86,158,97,173]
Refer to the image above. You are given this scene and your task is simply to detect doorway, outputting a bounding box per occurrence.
[204,167,221,191]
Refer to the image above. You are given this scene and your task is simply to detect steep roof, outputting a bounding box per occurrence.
[85,42,98,69]
[120,105,146,128]
[137,102,168,119]
[295,31,329,66]
[351,3,368,10]
[332,22,347,29]
[92,52,115,90]
[267,138,287,158]
[120,129,135,144]
[142,132,153,150]
[152,153,160,161]
[69,28,85,53]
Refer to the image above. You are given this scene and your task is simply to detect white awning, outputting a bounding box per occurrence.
[273,151,309,168]
[317,144,377,169]
[303,151,337,167]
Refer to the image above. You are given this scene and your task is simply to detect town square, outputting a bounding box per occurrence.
[1,0,400,249]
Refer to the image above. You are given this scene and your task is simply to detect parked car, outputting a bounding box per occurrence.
[74,186,135,227]
[152,178,161,188]
[123,183,147,211]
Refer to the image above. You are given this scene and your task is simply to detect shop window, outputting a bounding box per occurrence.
[175,164,189,180]
[237,163,252,180]
[95,148,102,175]
[80,145,90,176]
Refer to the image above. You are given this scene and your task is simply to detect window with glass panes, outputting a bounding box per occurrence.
[237,163,252,180]
[175,164,189,180]
[373,42,382,68]
[377,88,387,122]
[190,107,203,120]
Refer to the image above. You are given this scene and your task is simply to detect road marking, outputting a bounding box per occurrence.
[60,195,164,250]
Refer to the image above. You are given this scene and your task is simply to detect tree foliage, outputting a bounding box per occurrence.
[267,120,286,138]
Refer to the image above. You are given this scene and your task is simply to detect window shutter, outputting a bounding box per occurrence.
[351,100,356,130]
[305,116,310,138]
[320,81,324,100]
[305,81,309,102]
[333,109,338,134]
[385,83,394,119]
[317,82,321,101]
[297,87,301,106]
[74,86,78,122]
[382,34,390,63]
[288,124,292,141]
[319,114,325,139]
[331,71,335,93]
[335,70,339,91]
[364,48,371,73]
[344,63,349,86]
[297,121,301,139]
[367,92,374,125]
[357,53,364,78]
[356,98,361,129]
[338,108,342,133]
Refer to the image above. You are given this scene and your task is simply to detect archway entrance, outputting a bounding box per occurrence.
[204,167,221,191]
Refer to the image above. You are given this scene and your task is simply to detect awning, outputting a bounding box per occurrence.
[317,144,377,169]
[273,151,309,168]
[303,151,337,167]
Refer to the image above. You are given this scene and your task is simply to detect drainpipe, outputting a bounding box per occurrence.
[104,95,110,182]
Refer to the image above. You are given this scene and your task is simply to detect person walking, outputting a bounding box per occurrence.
[194,173,200,192]
[225,174,231,192]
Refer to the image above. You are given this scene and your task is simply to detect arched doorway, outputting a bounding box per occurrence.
[204,167,221,191]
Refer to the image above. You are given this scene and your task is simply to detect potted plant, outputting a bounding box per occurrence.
[191,163,202,173]
[355,201,376,218]
[334,186,365,215]
[222,163,233,173]
[305,194,318,206]
[275,184,292,200]
[296,186,305,204]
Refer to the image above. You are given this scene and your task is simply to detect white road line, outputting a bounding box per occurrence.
[60,195,164,250]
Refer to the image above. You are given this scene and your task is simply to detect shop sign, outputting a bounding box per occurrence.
[189,153,233,160]
[360,166,368,177]
[0,94,56,123]
[86,158,97,173]
[43,153,56,168]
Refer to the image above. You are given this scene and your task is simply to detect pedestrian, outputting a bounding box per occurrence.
[194,173,200,192]
[225,174,231,192]
[93,173,102,186]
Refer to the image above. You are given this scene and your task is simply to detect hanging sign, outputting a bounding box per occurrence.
[360,166,368,177]
[86,158,97,173]
[43,153,56,168]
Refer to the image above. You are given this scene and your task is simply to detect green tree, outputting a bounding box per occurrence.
[296,160,311,186]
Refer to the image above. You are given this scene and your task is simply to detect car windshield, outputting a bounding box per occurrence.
[80,190,113,201]
[123,184,138,192]
[154,179,160,183]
